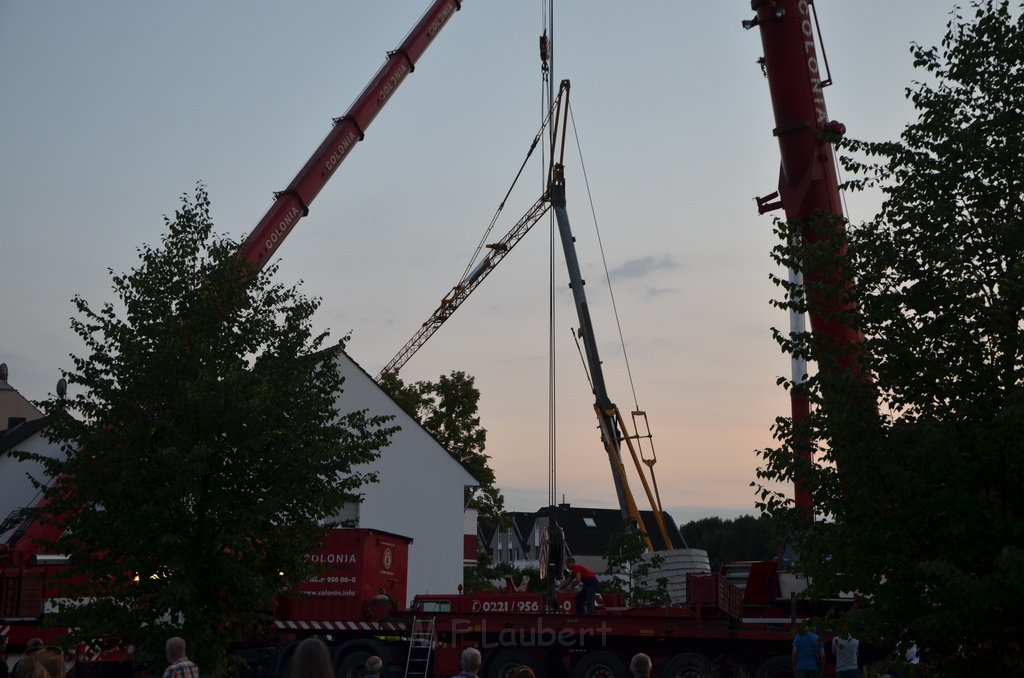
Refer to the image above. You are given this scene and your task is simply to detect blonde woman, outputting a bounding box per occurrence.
[289,638,333,678]
[14,647,64,678]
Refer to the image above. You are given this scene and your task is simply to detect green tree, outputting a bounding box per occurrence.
[602,525,668,607]
[15,186,395,672]
[756,3,1024,674]
[379,370,505,524]
[680,514,778,571]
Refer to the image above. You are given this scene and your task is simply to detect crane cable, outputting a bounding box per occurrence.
[541,0,558,509]
[566,102,642,413]
[457,109,557,287]
[564,100,672,542]
[538,5,668,544]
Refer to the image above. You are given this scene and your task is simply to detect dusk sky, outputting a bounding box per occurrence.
[1,2,962,523]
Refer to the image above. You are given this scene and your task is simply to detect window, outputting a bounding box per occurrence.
[419,599,452,613]
[583,517,597,528]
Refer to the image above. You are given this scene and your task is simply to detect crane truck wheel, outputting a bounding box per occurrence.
[660,653,719,678]
[753,655,792,678]
[482,650,541,678]
[571,651,627,678]
[336,650,372,678]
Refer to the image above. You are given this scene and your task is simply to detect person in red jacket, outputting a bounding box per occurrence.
[560,557,599,614]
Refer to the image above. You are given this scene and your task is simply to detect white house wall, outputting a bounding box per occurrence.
[0,429,63,544]
[332,353,478,603]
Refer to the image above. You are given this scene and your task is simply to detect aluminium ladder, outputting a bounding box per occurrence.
[403,616,436,678]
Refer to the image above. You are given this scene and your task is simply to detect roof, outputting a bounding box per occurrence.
[536,504,687,555]
[507,511,536,541]
[0,374,45,426]
[0,416,48,453]
[478,511,533,547]
[315,346,482,486]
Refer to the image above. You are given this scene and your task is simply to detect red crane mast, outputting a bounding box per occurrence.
[747,0,865,510]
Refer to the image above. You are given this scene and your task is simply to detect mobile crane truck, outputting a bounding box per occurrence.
[2,2,856,678]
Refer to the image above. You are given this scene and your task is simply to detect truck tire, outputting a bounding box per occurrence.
[661,653,719,678]
[571,651,627,678]
[337,650,372,678]
[720,663,750,678]
[483,650,540,678]
[754,656,792,678]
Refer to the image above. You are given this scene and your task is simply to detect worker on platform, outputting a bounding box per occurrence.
[560,557,599,615]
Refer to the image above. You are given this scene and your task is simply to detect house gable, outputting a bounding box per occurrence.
[331,351,479,488]
[0,370,44,431]
[331,350,478,600]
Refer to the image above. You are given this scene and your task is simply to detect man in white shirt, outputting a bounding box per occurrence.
[831,632,861,678]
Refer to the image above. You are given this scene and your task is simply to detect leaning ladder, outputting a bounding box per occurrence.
[404,616,436,678]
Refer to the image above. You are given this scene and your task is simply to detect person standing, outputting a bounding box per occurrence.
[13,647,64,678]
[629,653,652,678]
[289,638,333,678]
[832,632,861,678]
[163,638,199,678]
[560,557,600,615]
[11,639,44,678]
[792,626,824,678]
[453,648,481,678]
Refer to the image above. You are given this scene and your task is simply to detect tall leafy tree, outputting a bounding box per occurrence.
[756,3,1024,674]
[380,370,505,524]
[680,515,778,571]
[15,186,395,672]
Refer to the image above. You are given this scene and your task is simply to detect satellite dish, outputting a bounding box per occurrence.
[56,378,67,399]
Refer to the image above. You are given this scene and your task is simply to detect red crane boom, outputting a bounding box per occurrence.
[237,0,463,269]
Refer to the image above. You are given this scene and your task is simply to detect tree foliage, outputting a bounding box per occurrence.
[379,370,505,524]
[756,3,1024,674]
[680,514,778,571]
[602,525,669,607]
[15,186,395,672]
